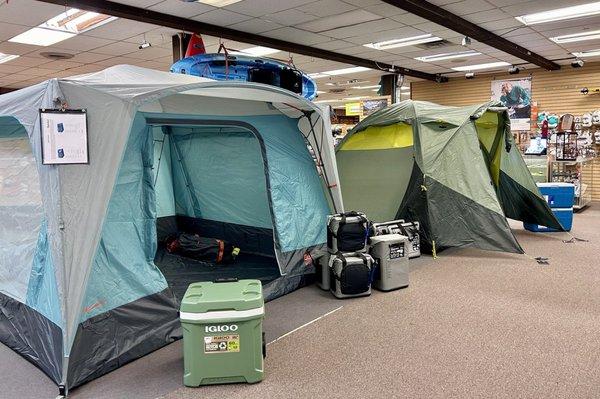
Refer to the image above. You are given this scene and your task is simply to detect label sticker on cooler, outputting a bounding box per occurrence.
[204,334,240,354]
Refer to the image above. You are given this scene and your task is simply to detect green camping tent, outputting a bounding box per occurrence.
[336,100,563,254]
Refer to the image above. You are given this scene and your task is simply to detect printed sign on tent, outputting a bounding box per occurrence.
[491,77,532,131]
[40,109,89,165]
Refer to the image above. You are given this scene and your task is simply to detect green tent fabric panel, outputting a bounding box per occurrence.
[81,118,169,322]
[418,119,505,216]
[497,171,563,230]
[170,126,273,229]
[425,176,523,253]
[153,127,176,218]
[26,220,62,327]
[495,117,563,229]
[339,123,413,150]
[0,128,44,304]
[475,111,503,186]
[396,162,432,247]
[337,147,414,222]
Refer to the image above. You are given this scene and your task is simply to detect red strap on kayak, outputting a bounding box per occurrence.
[216,240,224,263]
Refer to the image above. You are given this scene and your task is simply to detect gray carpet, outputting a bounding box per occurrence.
[3,206,600,399]
[162,206,600,399]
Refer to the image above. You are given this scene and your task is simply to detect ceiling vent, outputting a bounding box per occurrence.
[329,88,347,94]
[40,52,74,60]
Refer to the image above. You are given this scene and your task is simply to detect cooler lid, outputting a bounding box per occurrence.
[180,279,263,313]
[537,182,574,188]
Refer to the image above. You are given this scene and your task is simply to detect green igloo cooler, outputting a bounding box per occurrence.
[180,279,265,387]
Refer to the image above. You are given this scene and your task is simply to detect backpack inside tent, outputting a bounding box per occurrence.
[0,65,342,392]
[336,100,563,254]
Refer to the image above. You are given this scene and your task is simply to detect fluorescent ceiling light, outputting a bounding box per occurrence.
[551,29,600,44]
[352,85,380,89]
[573,49,600,57]
[9,8,116,46]
[196,0,243,6]
[516,1,600,25]
[316,90,326,94]
[230,46,280,57]
[452,61,511,71]
[364,34,442,50]
[415,50,481,62]
[9,28,76,46]
[309,66,371,79]
[0,53,19,64]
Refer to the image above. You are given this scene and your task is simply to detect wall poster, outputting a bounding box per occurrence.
[491,77,532,131]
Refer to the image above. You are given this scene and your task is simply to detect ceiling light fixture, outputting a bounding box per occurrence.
[0,53,19,64]
[415,50,481,62]
[309,66,371,79]
[551,29,600,44]
[9,28,76,46]
[9,8,116,46]
[516,1,600,25]
[452,61,511,72]
[195,0,243,6]
[230,46,280,57]
[364,34,442,50]
[573,49,600,58]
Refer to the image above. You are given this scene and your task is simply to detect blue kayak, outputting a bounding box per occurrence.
[171,53,318,100]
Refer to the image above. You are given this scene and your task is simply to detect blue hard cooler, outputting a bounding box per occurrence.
[524,183,574,232]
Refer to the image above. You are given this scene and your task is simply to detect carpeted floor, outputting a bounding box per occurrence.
[3,207,600,399]
[161,206,600,399]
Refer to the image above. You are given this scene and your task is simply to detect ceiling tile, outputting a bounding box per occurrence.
[147,0,214,18]
[228,18,283,34]
[86,19,157,41]
[51,35,114,52]
[296,0,357,17]
[224,0,315,17]
[444,0,496,15]
[0,23,29,42]
[321,18,401,40]
[261,9,316,25]
[263,27,330,45]
[92,41,140,56]
[192,9,253,25]
[0,0,65,26]
[296,10,382,33]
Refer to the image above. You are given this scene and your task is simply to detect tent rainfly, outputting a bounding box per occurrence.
[336,100,563,254]
[0,65,342,393]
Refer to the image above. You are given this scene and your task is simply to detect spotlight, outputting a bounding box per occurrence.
[508,66,520,75]
[139,41,151,50]
[571,59,584,68]
[465,72,475,79]
[461,36,471,46]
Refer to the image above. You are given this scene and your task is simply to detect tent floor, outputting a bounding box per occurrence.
[4,206,600,399]
[155,247,281,301]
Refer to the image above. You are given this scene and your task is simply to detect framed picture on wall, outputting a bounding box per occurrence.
[491,77,532,131]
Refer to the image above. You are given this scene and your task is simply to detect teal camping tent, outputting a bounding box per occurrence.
[0,65,342,392]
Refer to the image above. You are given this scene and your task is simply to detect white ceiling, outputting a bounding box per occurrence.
[0,0,599,103]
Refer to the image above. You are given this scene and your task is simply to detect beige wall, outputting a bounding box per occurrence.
[412,62,600,202]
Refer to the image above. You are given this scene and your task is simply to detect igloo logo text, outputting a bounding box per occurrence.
[205,324,239,333]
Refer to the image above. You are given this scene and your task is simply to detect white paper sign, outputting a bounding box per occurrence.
[41,110,88,165]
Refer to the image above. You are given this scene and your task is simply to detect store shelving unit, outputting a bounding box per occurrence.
[548,158,594,211]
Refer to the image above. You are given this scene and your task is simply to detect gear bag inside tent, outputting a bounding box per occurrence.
[336,99,563,254]
[0,65,342,393]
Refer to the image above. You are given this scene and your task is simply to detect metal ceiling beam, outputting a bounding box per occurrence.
[381,0,561,71]
[35,0,447,82]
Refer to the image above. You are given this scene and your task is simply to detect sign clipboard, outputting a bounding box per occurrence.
[40,108,89,165]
